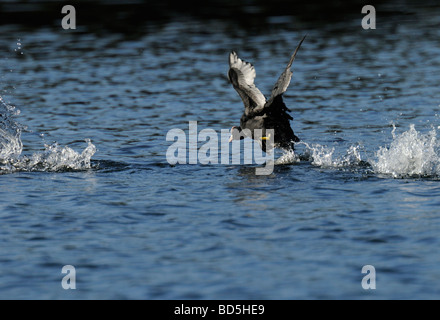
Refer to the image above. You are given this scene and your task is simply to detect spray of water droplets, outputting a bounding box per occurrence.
[371,124,440,178]
[1,95,96,174]
[272,124,440,179]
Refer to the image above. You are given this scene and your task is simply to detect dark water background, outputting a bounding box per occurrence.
[1,0,440,299]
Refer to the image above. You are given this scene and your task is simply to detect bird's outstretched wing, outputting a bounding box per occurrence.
[262,36,306,149]
[228,51,266,114]
[266,35,306,106]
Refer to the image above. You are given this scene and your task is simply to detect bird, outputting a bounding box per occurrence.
[227,35,305,153]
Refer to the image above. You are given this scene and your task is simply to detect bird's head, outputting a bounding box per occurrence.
[228,126,244,143]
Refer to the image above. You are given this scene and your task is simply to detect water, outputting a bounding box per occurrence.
[1,3,440,299]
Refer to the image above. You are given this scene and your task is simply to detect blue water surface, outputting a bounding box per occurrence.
[1,5,440,299]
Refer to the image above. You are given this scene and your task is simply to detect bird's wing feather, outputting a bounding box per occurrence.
[262,36,306,149]
[228,51,266,113]
[266,35,306,105]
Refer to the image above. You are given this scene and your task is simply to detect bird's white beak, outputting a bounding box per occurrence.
[228,135,233,143]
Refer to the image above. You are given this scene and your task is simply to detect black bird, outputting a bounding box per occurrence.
[228,36,305,152]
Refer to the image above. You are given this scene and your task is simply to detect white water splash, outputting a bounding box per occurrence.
[271,141,364,169]
[22,140,96,172]
[274,148,300,165]
[275,125,440,179]
[0,96,23,161]
[1,95,96,174]
[299,142,363,168]
[371,124,440,178]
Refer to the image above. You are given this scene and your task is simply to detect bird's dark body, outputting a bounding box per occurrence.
[240,95,300,151]
[266,95,300,148]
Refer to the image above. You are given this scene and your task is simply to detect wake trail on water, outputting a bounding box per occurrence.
[276,124,440,179]
[0,95,96,174]
[3,93,438,179]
